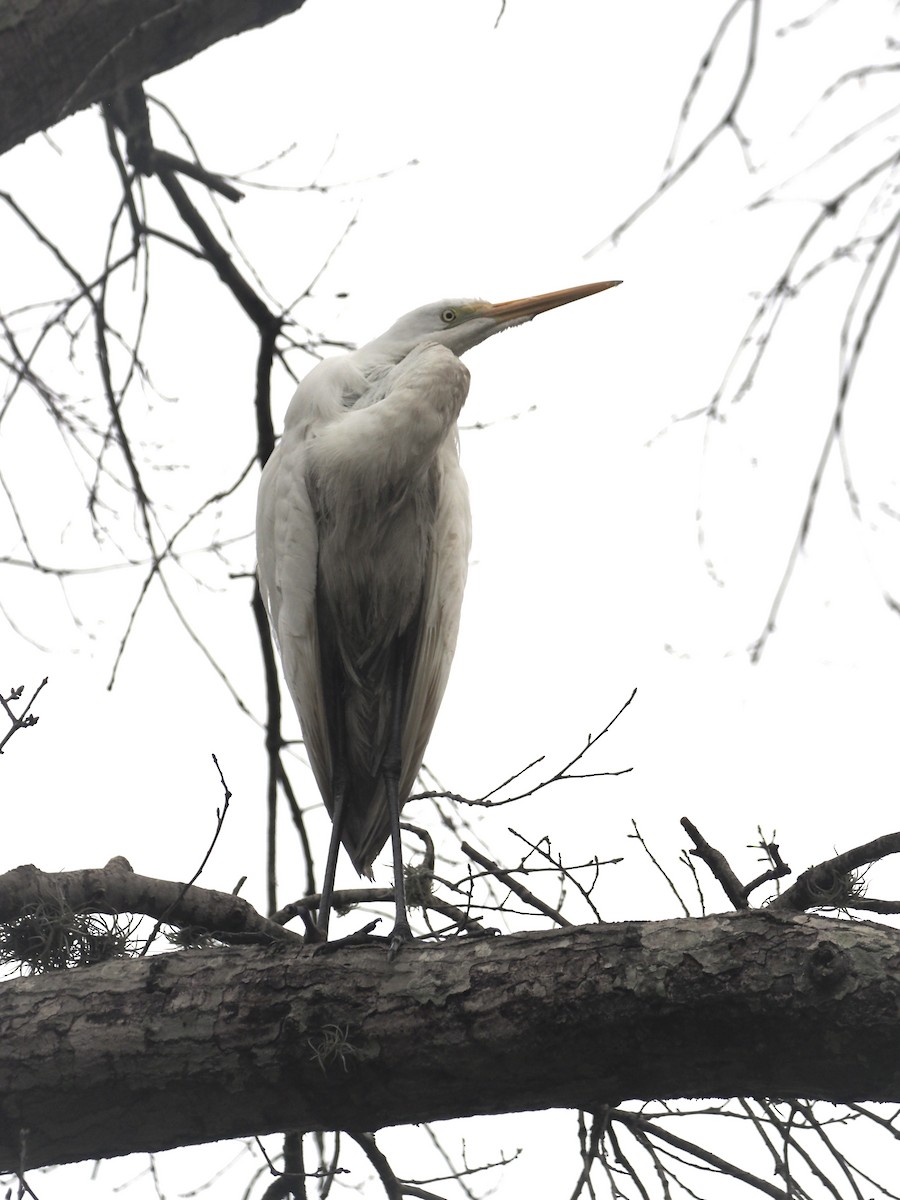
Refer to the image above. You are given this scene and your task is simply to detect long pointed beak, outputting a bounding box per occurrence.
[485,280,621,323]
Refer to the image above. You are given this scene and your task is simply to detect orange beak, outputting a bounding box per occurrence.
[485,280,621,323]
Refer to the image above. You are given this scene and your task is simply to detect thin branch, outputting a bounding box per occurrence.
[460,842,573,927]
[417,690,636,810]
[140,756,236,955]
[348,1133,402,1200]
[585,0,761,254]
[0,678,48,755]
[629,821,691,918]
[611,1110,790,1199]
[750,194,900,660]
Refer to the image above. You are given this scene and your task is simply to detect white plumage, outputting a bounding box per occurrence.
[256,283,620,944]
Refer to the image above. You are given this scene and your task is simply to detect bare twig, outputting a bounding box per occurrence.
[0,678,47,754]
[585,0,761,254]
[416,690,636,810]
[140,755,236,954]
[629,821,691,918]
[750,193,900,660]
[508,827,609,922]
[611,1110,790,1199]
[460,841,572,927]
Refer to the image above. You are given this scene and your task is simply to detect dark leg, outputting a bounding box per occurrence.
[316,777,345,941]
[384,767,412,954]
[384,667,412,956]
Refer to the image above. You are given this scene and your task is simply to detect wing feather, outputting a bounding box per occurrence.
[258,344,471,880]
[349,437,471,873]
[256,436,332,805]
[401,438,471,798]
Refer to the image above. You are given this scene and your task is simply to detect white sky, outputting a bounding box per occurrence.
[2,1,900,1195]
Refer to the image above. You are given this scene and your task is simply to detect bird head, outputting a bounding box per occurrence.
[378,280,622,359]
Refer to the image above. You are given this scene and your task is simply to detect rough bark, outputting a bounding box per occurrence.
[0,862,304,946]
[0,0,307,159]
[2,912,900,1171]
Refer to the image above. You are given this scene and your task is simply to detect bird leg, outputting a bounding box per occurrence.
[384,667,413,956]
[315,774,346,941]
[385,771,413,954]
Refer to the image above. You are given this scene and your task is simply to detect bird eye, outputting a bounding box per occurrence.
[441,308,458,324]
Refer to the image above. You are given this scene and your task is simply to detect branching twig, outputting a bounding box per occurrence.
[460,841,572,927]
[681,816,749,909]
[585,0,761,254]
[0,678,47,754]
[508,827,610,922]
[611,1110,790,1199]
[415,690,636,810]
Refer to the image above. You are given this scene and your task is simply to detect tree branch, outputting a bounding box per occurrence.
[0,1,311,158]
[3,913,900,1171]
[0,861,304,949]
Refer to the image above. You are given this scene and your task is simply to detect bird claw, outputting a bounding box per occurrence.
[388,921,413,961]
[305,918,416,959]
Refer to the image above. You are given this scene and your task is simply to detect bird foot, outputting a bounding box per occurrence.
[388,920,414,961]
[304,919,414,959]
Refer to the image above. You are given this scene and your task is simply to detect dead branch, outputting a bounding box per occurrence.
[681,816,790,909]
[769,831,900,913]
[0,861,304,950]
[460,841,573,927]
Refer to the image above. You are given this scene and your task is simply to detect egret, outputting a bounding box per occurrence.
[256,280,620,948]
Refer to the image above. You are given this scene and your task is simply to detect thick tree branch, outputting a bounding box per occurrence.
[2,913,900,1171]
[0,0,309,158]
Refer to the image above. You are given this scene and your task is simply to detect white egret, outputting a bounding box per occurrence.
[256,280,620,948]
